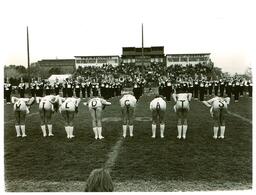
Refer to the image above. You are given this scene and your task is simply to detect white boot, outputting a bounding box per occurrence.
[93,127,98,139]
[41,125,47,137]
[160,124,165,138]
[15,125,21,137]
[122,125,127,138]
[152,124,156,138]
[182,125,188,139]
[177,125,182,139]
[213,126,219,139]
[69,126,74,138]
[21,125,26,137]
[129,125,134,137]
[98,127,104,139]
[26,107,30,114]
[219,126,225,139]
[47,124,54,136]
[65,126,69,138]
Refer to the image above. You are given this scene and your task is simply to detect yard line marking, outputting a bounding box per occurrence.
[104,137,124,172]
[4,112,38,125]
[228,111,252,124]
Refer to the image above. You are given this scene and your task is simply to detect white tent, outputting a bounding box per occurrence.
[48,74,72,84]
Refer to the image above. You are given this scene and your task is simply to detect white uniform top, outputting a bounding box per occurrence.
[150,97,166,111]
[12,97,31,112]
[207,97,230,111]
[39,95,59,111]
[87,97,111,109]
[175,93,191,101]
[120,94,137,108]
[173,93,191,112]
[59,97,80,112]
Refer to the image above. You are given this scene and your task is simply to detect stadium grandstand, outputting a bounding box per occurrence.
[74,55,120,68]
[121,46,165,66]
[166,53,211,67]
[34,59,75,73]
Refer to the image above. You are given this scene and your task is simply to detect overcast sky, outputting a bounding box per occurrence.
[0,0,255,74]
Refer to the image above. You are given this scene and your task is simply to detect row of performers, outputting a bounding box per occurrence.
[4,80,123,103]
[159,79,253,102]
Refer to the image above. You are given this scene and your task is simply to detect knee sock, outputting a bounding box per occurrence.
[93,127,98,139]
[47,124,53,136]
[152,124,156,138]
[41,125,47,137]
[122,125,127,138]
[182,125,188,139]
[129,125,134,137]
[15,125,21,137]
[213,126,219,139]
[69,126,74,138]
[220,126,225,138]
[177,125,182,139]
[160,124,165,138]
[98,127,104,139]
[20,125,26,137]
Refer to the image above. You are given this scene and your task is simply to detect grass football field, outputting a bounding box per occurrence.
[4,91,252,192]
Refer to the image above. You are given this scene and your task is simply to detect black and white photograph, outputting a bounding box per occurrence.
[1,0,254,192]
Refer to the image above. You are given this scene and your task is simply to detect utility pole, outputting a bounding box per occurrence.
[141,23,144,73]
[27,26,31,87]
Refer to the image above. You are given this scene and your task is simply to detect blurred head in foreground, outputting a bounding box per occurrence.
[84,168,114,192]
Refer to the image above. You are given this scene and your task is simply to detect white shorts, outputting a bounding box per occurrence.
[39,100,54,111]
[174,100,190,112]
[150,97,166,111]
[120,94,137,108]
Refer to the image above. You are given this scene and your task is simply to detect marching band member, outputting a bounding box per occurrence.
[91,79,100,97]
[74,80,81,98]
[59,97,81,139]
[133,80,141,101]
[214,80,219,96]
[234,79,240,102]
[35,78,44,103]
[150,95,166,138]
[248,80,252,98]
[54,79,61,95]
[165,79,172,101]
[219,79,225,97]
[81,78,87,99]
[86,79,92,98]
[62,79,67,97]
[172,89,192,139]
[66,78,74,97]
[84,97,111,139]
[30,78,36,97]
[38,95,60,137]
[202,96,230,139]
[239,79,245,97]
[199,80,205,101]
[18,78,26,98]
[226,80,232,98]
[119,92,137,138]
[44,80,52,95]
[4,77,12,104]
[193,79,199,100]
[100,80,106,99]
[12,96,35,137]
[208,81,213,96]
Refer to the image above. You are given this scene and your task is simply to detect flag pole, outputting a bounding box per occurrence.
[27,26,31,87]
[141,23,144,72]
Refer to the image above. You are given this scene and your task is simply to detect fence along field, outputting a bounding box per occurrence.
[4,94,252,192]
